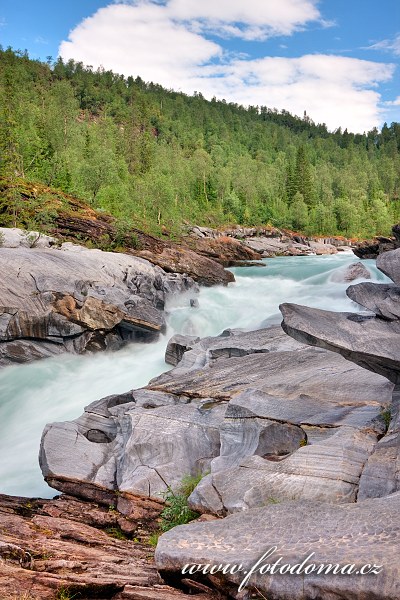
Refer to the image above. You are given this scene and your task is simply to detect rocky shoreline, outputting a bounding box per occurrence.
[1,225,400,599]
[188,224,352,258]
[0,228,199,368]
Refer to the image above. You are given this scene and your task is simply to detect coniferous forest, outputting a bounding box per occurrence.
[1,47,400,239]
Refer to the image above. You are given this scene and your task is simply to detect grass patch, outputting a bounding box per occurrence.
[380,406,391,429]
[160,473,204,533]
[104,525,128,540]
[147,532,161,547]
[55,588,79,600]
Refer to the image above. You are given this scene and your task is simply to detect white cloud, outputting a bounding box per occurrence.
[167,0,322,40]
[59,1,396,133]
[188,55,394,132]
[60,3,221,88]
[384,96,400,107]
[367,34,400,56]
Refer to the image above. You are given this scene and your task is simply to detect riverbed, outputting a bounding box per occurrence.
[0,253,388,498]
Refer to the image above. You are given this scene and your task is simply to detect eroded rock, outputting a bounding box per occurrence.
[0,243,197,367]
[0,493,218,600]
[156,493,400,600]
[347,282,400,320]
[40,327,392,512]
[280,303,400,383]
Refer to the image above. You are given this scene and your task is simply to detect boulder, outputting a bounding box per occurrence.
[134,245,234,286]
[165,334,201,366]
[156,493,400,600]
[0,226,57,248]
[40,391,225,501]
[377,247,400,285]
[347,282,400,320]
[307,240,337,255]
[280,303,400,383]
[184,236,263,267]
[331,262,372,283]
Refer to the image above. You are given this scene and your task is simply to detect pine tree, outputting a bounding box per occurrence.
[294,145,314,206]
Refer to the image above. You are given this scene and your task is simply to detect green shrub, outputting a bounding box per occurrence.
[104,525,128,540]
[160,473,203,532]
[380,406,391,429]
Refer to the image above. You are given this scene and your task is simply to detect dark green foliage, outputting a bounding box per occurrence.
[1,47,400,237]
[104,525,128,540]
[160,474,203,532]
[380,407,391,430]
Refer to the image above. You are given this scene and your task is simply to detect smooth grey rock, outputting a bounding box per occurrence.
[245,237,288,255]
[377,247,400,284]
[158,325,308,378]
[0,243,196,366]
[347,282,400,320]
[190,426,380,513]
[307,240,337,255]
[280,302,400,383]
[331,262,372,283]
[40,326,392,511]
[40,393,224,500]
[0,339,64,365]
[150,344,392,409]
[156,493,400,600]
[0,227,57,248]
[165,334,201,366]
[358,386,400,500]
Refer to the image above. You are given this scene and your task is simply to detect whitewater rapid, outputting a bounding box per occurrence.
[0,253,388,498]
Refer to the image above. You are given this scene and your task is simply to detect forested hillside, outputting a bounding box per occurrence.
[1,47,400,238]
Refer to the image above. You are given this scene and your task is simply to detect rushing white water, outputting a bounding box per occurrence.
[0,253,389,498]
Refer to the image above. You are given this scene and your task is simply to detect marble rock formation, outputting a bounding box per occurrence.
[156,493,400,600]
[281,247,400,501]
[152,250,400,600]
[0,241,197,367]
[40,327,392,511]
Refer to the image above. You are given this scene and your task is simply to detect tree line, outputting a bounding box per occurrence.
[1,46,400,238]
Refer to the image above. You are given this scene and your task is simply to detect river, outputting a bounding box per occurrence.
[0,253,388,498]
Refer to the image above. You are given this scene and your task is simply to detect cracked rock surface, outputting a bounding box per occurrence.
[0,493,220,600]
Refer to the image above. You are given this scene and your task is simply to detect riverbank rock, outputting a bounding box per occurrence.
[280,303,400,383]
[155,492,400,600]
[280,247,400,503]
[347,282,400,320]
[133,245,234,287]
[186,225,342,257]
[0,241,197,368]
[353,223,400,259]
[40,326,392,511]
[183,236,263,267]
[0,493,219,600]
[358,386,400,500]
[165,334,201,366]
[0,226,57,248]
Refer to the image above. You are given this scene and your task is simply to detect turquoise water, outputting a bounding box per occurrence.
[0,253,387,498]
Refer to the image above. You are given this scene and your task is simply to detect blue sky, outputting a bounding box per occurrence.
[1,0,399,132]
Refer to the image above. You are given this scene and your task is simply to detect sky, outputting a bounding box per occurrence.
[1,0,400,133]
